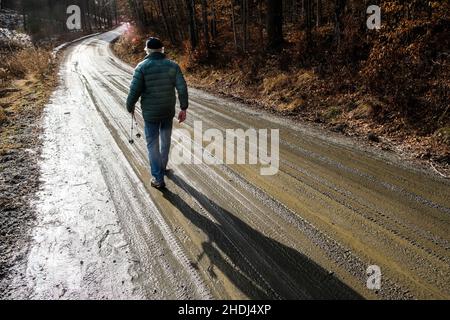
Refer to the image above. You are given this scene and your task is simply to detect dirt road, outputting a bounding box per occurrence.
[8,27,450,299]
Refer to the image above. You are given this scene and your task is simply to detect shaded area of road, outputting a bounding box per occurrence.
[162,173,362,299]
[13,27,450,299]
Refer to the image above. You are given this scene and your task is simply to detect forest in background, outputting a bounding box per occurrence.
[1,0,120,92]
[1,0,120,127]
[114,0,450,163]
[1,0,118,39]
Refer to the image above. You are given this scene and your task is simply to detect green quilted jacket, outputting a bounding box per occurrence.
[126,52,188,121]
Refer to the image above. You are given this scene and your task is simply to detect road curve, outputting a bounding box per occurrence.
[15,27,450,299]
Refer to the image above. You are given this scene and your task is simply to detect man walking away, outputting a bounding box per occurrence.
[126,37,188,189]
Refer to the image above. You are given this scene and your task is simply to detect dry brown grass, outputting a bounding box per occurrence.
[277,97,304,112]
[259,70,318,112]
[293,70,316,87]
[262,73,290,95]
[4,47,55,80]
[0,46,57,135]
[0,108,6,125]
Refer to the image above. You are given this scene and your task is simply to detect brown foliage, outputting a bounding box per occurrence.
[2,47,55,80]
[360,16,450,131]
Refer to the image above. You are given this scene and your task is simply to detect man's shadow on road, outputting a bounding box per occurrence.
[161,173,363,300]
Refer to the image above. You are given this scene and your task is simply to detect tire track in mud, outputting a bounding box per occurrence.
[97,160,211,299]
[181,101,448,298]
[166,133,362,299]
[186,102,450,240]
[187,93,450,205]
[170,87,450,298]
[176,104,450,269]
[280,160,450,259]
[187,98,450,215]
[175,142,410,299]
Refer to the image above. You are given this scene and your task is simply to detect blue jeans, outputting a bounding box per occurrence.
[144,118,173,183]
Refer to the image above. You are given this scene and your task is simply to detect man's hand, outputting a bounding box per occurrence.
[178,110,187,123]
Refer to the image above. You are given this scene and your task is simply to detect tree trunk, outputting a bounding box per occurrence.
[201,0,210,48]
[334,0,347,45]
[242,0,248,51]
[230,0,238,50]
[305,0,312,45]
[158,0,175,43]
[267,0,283,49]
[258,0,264,43]
[172,0,186,41]
[316,0,322,27]
[185,0,198,49]
[211,0,217,40]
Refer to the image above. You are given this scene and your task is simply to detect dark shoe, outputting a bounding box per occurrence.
[164,168,173,175]
[151,178,166,189]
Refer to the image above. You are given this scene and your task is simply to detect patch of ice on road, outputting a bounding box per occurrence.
[8,68,144,300]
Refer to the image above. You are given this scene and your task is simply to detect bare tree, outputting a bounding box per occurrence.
[242,0,248,51]
[230,0,238,50]
[334,0,347,45]
[267,0,284,49]
[211,0,217,40]
[185,0,198,49]
[201,0,210,48]
[316,0,322,27]
[158,0,175,43]
[305,0,312,45]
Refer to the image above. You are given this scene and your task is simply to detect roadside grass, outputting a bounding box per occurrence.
[0,45,58,155]
[324,106,343,120]
[4,47,55,80]
[0,108,6,125]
